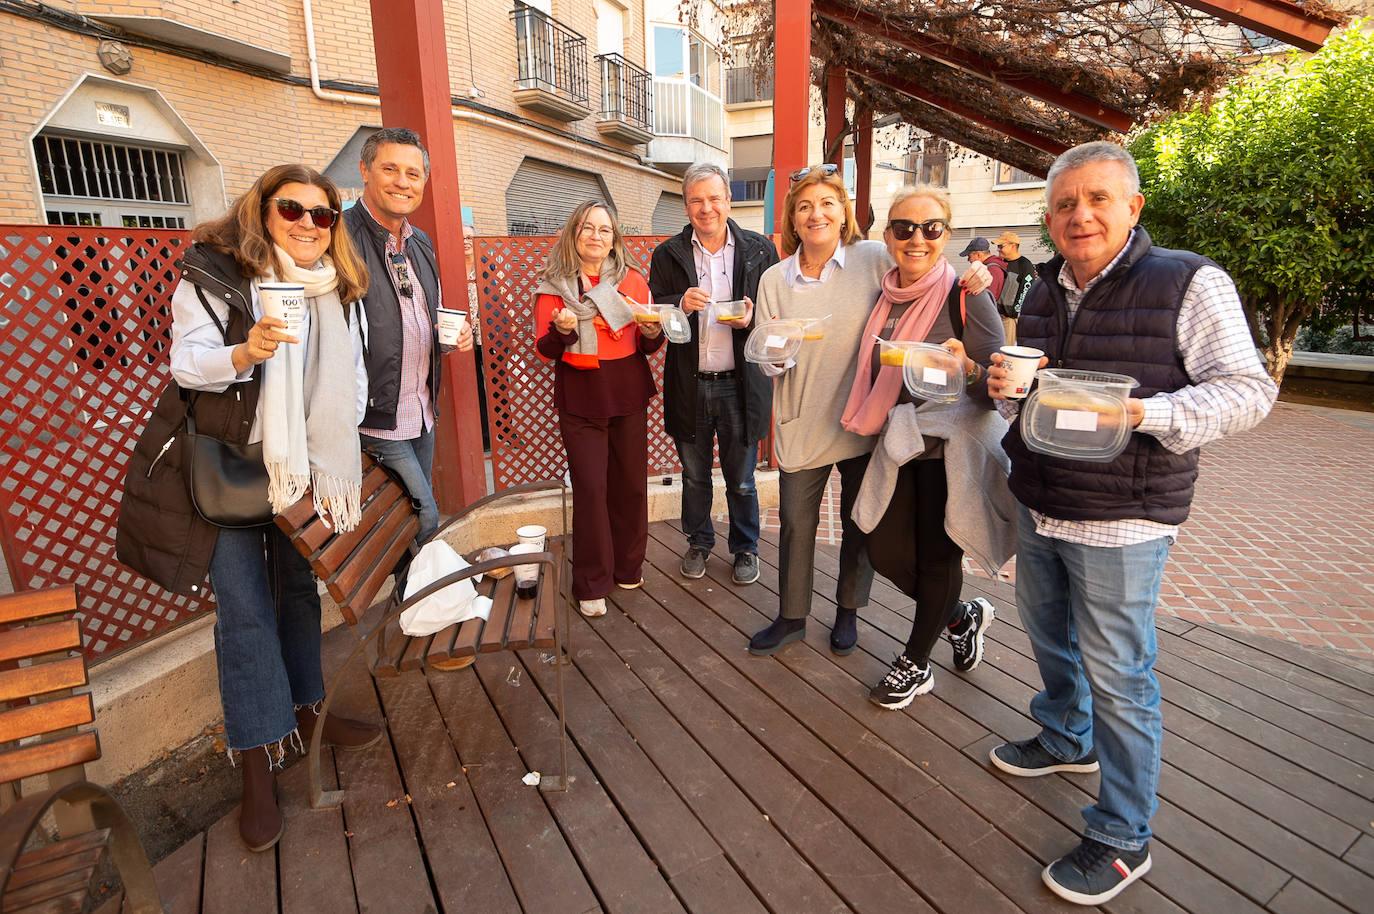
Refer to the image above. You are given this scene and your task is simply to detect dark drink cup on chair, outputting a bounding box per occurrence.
[509,543,540,599]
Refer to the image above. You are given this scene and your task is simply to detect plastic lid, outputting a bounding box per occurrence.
[900,342,965,403]
[744,320,804,363]
[658,306,692,343]
[1020,380,1132,461]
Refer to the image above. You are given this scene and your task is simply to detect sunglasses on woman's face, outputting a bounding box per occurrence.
[887,218,949,241]
[273,197,339,229]
[789,163,840,183]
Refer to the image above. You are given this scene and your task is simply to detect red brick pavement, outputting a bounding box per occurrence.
[743,401,1374,658]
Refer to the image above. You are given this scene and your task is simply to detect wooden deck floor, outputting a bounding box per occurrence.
[153,521,1374,913]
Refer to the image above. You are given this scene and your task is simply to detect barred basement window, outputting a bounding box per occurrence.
[35,135,188,203]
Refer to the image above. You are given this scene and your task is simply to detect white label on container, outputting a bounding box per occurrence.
[922,366,948,385]
[765,334,788,350]
[1055,409,1100,432]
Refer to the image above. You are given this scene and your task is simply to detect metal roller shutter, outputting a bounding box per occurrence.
[505,158,611,235]
[652,192,685,234]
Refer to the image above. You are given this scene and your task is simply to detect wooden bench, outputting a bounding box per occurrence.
[274,453,573,808]
[0,585,160,914]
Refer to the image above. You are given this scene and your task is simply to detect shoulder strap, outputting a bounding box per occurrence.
[193,286,230,344]
[947,285,967,339]
[353,298,370,361]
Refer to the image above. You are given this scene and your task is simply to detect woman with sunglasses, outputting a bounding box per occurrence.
[120,164,378,853]
[533,201,664,617]
[843,185,1013,710]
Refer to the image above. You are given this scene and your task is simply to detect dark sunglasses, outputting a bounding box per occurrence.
[388,252,413,298]
[887,218,949,241]
[273,197,339,229]
[789,163,840,184]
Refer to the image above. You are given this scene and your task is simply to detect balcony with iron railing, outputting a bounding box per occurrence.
[595,53,654,146]
[648,77,726,174]
[510,3,590,122]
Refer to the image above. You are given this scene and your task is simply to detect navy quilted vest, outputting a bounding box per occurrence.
[1003,229,1208,524]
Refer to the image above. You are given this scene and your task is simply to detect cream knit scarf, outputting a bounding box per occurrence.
[259,246,362,531]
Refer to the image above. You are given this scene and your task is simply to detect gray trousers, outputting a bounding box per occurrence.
[777,453,874,621]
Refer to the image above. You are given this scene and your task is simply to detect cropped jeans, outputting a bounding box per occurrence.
[674,376,760,557]
[1015,503,1171,851]
[208,524,325,752]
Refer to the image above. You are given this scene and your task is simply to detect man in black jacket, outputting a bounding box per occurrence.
[345,127,471,548]
[649,163,779,585]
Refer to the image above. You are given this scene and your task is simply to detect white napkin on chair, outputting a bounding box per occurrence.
[399,540,493,636]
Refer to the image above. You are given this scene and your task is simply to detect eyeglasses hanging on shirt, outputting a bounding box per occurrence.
[388,252,414,298]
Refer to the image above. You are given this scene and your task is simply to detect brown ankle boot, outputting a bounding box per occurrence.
[295,704,383,751]
[239,746,283,852]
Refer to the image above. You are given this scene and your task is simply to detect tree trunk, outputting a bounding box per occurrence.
[1258,291,1317,388]
[1263,337,1294,387]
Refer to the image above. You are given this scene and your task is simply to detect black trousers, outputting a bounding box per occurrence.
[866,457,964,665]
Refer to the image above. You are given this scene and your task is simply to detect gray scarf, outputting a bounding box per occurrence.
[260,247,362,532]
[535,264,634,360]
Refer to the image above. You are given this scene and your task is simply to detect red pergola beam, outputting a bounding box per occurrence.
[855,64,1070,159]
[773,0,812,233]
[814,0,1134,133]
[1176,0,1336,52]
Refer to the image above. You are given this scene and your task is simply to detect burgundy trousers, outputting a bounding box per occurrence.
[559,408,649,600]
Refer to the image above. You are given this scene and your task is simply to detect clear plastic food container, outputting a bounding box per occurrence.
[744,320,805,363]
[900,342,965,403]
[1021,368,1138,461]
[658,305,691,343]
[712,299,749,322]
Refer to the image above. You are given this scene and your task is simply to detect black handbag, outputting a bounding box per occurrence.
[184,407,272,528]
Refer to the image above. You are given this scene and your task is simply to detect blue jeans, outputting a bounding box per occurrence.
[209,524,325,751]
[1015,503,1171,851]
[361,425,438,545]
[674,376,760,556]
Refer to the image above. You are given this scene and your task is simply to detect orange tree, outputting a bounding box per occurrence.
[1130,24,1374,383]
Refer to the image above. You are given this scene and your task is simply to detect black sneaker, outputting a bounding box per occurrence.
[868,654,933,710]
[1043,837,1151,905]
[948,597,994,673]
[748,617,805,656]
[732,553,760,585]
[990,737,1099,777]
[680,546,709,579]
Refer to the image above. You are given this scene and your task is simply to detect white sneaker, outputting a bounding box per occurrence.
[579,598,607,617]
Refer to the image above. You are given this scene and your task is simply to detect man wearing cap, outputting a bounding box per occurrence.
[961,233,1016,340]
[995,231,1037,341]
[649,162,779,586]
[985,141,1276,905]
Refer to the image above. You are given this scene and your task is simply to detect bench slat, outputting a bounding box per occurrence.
[372,618,409,678]
[398,631,434,673]
[0,586,77,626]
[478,576,516,653]
[315,482,406,572]
[0,694,93,744]
[0,658,86,704]
[331,507,418,621]
[0,732,100,787]
[8,836,108,891]
[0,620,82,665]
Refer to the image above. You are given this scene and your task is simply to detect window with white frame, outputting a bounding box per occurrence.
[995,162,1043,187]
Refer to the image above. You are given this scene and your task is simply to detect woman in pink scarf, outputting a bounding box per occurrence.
[842,186,1005,710]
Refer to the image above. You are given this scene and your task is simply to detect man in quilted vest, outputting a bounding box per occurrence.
[986,142,1276,906]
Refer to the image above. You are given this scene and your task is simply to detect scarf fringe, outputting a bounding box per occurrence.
[312,472,362,533]
[266,459,311,515]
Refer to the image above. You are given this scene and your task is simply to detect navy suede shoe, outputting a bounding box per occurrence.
[748,617,806,655]
[830,607,858,655]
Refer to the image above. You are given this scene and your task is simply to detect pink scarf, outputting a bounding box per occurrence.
[841,262,956,436]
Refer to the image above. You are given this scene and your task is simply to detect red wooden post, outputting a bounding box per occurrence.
[370,0,485,510]
[854,108,873,236]
[772,0,812,235]
[823,65,846,165]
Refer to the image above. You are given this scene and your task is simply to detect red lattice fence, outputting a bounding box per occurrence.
[0,226,201,660]
[2,227,759,661]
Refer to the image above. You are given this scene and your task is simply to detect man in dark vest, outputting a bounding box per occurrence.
[346,128,472,549]
[649,162,779,586]
[986,142,1276,906]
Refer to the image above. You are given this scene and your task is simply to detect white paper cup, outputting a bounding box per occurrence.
[259,283,305,338]
[508,542,541,598]
[1000,345,1045,400]
[437,308,468,346]
[516,524,547,551]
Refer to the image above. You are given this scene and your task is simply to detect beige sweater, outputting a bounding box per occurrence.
[756,240,891,472]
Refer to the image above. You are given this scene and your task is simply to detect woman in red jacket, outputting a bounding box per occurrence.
[534,201,665,616]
